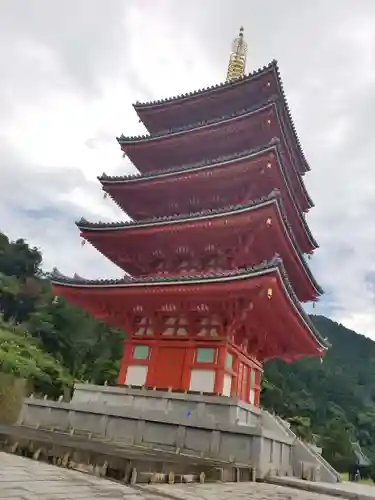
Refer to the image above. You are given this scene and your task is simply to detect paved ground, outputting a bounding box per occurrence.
[1,451,374,500]
[146,482,375,500]
[268,476,375,499]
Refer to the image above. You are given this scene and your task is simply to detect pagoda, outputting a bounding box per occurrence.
[51,28,328,407]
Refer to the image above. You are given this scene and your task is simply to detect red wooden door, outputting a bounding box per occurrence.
[150,347,186,390]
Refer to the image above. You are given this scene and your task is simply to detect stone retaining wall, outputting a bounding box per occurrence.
[0,374,27,425]
[17,389,293,478]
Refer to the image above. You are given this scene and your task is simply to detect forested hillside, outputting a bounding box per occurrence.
[0,232,124,396]
[263,315,375,468]
[1,231,375,470]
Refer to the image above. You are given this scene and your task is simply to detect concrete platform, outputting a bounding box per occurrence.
[17,385,294,479]
[0,452,371,500]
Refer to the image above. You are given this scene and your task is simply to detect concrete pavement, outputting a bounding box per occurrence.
[1,451,374,500]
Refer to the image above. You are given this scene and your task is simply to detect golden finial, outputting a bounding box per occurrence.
[226,27,248,82]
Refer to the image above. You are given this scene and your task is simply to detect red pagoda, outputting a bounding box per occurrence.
[52,28,328,407]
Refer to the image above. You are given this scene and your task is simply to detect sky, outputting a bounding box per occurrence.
[1,0,375,337]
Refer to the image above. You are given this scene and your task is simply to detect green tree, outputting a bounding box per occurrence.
[0,320,71,397]
[0,232,124,393]
[0,235,42,279]
[320,418,354,472]
[287,416,313,442]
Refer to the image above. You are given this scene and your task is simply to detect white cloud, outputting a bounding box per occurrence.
[2,0,375,338]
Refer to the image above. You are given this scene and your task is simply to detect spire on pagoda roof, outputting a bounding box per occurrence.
[226,27,248,83]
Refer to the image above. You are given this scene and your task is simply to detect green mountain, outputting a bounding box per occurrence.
[0,231,374,471]
[263,315,375,468]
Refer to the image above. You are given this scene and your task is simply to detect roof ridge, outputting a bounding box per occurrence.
[133,60,277,109]
[50,256,281,285]
[273,64,310,172]
[77,190,281,230]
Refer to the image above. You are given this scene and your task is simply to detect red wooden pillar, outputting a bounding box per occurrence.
[145,342,158,387]
[118,340,133,385]
[181,344,194,391]
[241,364,250,403]
[231,353,240,397]
[214,344,227,394]
[254,369,261,407]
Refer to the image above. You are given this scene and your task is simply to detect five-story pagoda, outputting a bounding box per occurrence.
[52,28,328,407]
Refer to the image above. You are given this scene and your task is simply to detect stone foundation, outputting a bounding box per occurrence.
[72,384,261,426]
[14,384,292,479]
[1,384,339,483]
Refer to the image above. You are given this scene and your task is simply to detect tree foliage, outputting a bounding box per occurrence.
[0,319,71,397]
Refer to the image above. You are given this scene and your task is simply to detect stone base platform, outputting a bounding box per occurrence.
[0,384,340,484]
[71,383,261,426]
[13,384,293,480]
[0,422,254,483]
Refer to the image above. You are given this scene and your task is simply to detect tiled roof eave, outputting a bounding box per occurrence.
[99,141,317,250]
[99,142,279,184]
[131,61,309,173]
[50,257,280,286]
[273,64,310,173]
[118,98,280,144]
[77,191,281,230]
[114,117,313,211]
[272,149,317,250]
[77,191,323,297]
[119,98,311,188]
[50,257,328,350]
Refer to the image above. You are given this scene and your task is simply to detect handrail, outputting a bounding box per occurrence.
[273,415,340,482]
